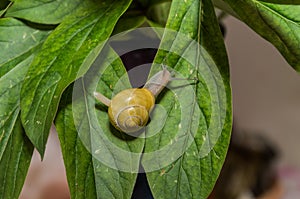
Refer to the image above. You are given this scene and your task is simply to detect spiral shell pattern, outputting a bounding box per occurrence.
[108,88,155,133]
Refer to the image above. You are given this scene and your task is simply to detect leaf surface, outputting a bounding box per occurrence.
[20,0,133,157]
[6,0,82,24]
[221,0,300,71]
[142,0,232,198]
[55,47,144,199]
[55,105,97,199]
[0,17,48,199]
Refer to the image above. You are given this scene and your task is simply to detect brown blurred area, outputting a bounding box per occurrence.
[208,12,300,199]
[209,126,283,199]
[19,126,70,199]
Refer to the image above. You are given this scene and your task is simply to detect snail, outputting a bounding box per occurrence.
[94,67,171,133]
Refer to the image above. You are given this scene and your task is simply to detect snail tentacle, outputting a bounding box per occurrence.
[143,67,171,97]
[94,91,111,106]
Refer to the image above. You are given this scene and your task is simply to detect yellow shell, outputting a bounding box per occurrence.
[94,67,171,133]
[108,88,155,133]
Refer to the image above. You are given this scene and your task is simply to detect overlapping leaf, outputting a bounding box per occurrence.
[6,0,82,24]
[0,116,33,199]
[0,17,50,198]
[218,0,300,71]
[143,0,232,198]
[20,0,133,157]
[55,105,97,199]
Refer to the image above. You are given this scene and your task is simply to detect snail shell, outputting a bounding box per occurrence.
[108,88,155,133]
[94,67,171,133]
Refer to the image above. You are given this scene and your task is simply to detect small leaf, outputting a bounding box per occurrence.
[6,0,82,24]
[142,0,232,198]
[20,0,133,157]
[56,47,144,199]
[222,0,300,71]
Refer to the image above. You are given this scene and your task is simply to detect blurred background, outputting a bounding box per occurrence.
[225,16,300,170]
[20,15,300,199]
[212,15,300,199]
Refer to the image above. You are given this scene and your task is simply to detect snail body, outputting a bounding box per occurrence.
[94,67,171,133]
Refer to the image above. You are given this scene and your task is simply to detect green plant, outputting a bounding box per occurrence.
[0,0,299,198]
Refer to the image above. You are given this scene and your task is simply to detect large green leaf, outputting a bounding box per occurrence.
[20,0,133,157]
[217,0,300,71]
[0,18,49,198]
[6,0,81,24]
[142,0,232,198]
[55,47,144,199]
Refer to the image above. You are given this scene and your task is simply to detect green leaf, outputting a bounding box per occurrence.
[0,17,49,199]
[20,0,133,157]
[6,0,82,24]
[0,115,34,199]
[55,47,144,199]
[55,105,97,199]
[0,18,50,68]
[142,0,232,198]
[0,55,33,160]
[221,0,300,71]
